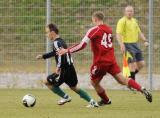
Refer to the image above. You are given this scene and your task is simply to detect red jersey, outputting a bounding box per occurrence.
[69,24,117,65]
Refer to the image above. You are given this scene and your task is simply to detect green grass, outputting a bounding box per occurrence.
[0,89,160,118]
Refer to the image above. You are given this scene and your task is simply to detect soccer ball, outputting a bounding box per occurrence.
[22,94,36,107]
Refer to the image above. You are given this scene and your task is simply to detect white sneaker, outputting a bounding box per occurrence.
[57,96,72,105]
[86,99,99,108]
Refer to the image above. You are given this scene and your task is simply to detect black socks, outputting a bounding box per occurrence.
[129,69,139,80]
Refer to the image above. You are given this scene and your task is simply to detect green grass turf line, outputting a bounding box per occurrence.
[0,89,160,118]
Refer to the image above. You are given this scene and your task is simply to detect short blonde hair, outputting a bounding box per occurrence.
[92,11,105,21]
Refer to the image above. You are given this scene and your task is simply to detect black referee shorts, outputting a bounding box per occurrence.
[48,65,78,88]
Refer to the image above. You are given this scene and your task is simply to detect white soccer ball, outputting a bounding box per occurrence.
[22,94,36,107]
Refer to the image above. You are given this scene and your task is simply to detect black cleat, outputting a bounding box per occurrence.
[141,87,152,103]
[98,99,111,106]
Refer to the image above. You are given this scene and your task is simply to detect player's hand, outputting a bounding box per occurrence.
[120,43,125,53]
[144,41,149,47]
[36,55,43,60]
[57,48,68,56]
[55,67,61,74]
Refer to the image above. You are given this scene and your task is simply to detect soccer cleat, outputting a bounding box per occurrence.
[141,87,152,103]
[86,99,99,108]
[98,99,111,106]
[57,96,72,105]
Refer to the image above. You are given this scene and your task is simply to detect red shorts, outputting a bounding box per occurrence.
[90,62,121,80]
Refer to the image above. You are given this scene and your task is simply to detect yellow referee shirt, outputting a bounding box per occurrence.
[116,16,141,43]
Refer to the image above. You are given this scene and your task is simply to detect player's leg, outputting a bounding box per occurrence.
[91,78,111,106]
[135,51,145,71]
[43,79,68,98]
[129,52,145,80]
[129,62,137,80]
[136,60,145,70]
[114,73,141,91]
[109,62,152,102]
[65,65,98,107]
[70,86,91,102]
[114,73,152,102]
[44,73,71,105]
[110,62,141,91]
[113,72,152,102]
[90,65,111,106]
[125,44,139,80]
[70,86,98,107]
[129,45,145,80]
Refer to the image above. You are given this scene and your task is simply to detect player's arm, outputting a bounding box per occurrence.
[137,25,149,47]
[69,36,90,53]
[56,54,62,74]
[42,51,56,59]
[116,19,125,53]
[58,36,90,56]
[58,27,99,55]
[55,41,65,74]
[36,51,56,60]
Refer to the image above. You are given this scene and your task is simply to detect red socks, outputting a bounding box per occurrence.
[98,90,109,103]
[97,79,141,102]
[128,79,141,91]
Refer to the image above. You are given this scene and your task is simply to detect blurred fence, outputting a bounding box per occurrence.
[0,0,160,74]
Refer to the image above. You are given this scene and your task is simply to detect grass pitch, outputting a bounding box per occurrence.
[0,89,159,118]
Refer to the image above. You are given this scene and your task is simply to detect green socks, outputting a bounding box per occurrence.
[76,89,91,102]
[51,87,92,102]
[51,86,67,98]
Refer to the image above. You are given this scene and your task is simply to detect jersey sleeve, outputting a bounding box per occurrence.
[68,41,88,53]
[42,51,56,59]
[116,19,125,34]
[54,41,63,50]
[68,27,99,53]
[54,41,63,68]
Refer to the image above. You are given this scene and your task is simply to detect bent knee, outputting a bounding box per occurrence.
[137,61,145,69]
[43,79,49,85]
[70,86,78,92]
[91,80,97,87]
[114,74,128,85]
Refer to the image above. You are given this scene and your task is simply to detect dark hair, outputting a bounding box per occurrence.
[47,23,59,34]
[92,11,105,20]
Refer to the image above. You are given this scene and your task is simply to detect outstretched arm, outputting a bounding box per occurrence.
[42,51,56,59]
[36,51,55,60]
[58,36,90,55]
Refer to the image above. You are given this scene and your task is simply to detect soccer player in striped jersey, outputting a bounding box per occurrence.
[36,23,98,107]
[58,11,152,106]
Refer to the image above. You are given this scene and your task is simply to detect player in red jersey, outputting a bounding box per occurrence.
[58,11,152,106]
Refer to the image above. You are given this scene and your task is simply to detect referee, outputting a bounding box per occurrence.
[116,5,149,80]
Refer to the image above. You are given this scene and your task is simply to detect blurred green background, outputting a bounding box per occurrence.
[0,0,159,73]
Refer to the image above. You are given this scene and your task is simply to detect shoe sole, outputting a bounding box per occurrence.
[58,99,72,105]
[98,101,112,106]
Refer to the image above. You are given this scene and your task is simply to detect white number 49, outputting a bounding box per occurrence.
[101,33,112,48]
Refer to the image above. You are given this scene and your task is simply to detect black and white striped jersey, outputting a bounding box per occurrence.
[42,38,73,68]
